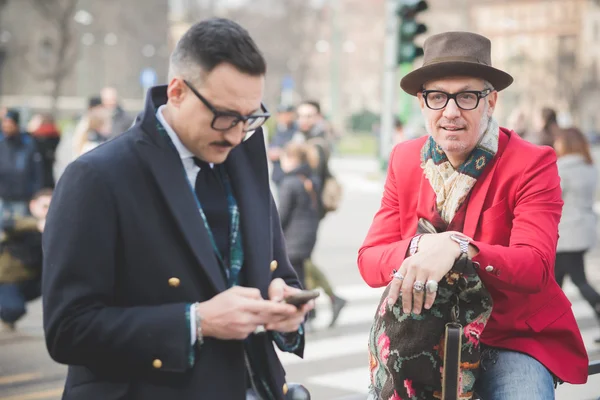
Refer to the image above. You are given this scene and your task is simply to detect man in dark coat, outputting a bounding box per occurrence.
[42,18,312,400]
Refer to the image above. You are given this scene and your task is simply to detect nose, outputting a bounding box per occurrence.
[223,123,246,146]
[442,98,461,120]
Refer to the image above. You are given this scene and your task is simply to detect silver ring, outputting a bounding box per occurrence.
[425,280,439,293]
[413,280,425,292]
[393,271,404,281]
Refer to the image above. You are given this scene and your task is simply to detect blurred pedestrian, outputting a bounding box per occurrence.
[28,113,61,189]
[0,189,51,331]
[393,117,405,145]
[101,86,134,139]
[268,105,297,186]
[43,18,311,400]
[0,109,44,229]
[528,106,559,146]
[73,107,111,157]
[554,127,600,343]
[277,142,320,287]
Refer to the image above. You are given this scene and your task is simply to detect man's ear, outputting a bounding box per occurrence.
[166,78,186,108]
[487,91,498,117]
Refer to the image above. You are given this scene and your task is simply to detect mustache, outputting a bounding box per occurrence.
[211,140,234,147]
[437,119,466,128]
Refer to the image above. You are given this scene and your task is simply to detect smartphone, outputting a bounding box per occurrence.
[284,289,320,307]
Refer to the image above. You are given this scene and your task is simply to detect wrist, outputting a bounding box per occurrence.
[408,234,424,256]
[195,301,211,340]
[449,233,470,258]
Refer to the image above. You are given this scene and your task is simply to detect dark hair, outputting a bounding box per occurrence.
[88,96,102,109]
[394,117,404,129]
[32,188,53,200]
[171,18,266,78]
[554,127,594,165]
[4,108,20,125]
[299,100,321,115]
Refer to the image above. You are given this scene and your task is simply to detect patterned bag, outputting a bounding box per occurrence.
[368,219,493,400]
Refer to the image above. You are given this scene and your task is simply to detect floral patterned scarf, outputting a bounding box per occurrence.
[421,118,500,224]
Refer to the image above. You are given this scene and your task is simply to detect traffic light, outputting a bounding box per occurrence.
[397,0,428,64]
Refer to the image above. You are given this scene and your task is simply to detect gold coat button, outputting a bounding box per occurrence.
[152,359,163,369]
[270,260,278,272]
[282,383,288,395]
[168,277,180,287]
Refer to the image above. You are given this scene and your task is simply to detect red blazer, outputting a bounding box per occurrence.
[358,128,588,384]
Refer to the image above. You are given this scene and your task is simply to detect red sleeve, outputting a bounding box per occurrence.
[357,145,413,287]
[471,147,562,293]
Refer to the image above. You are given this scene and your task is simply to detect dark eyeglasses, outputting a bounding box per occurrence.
[183,80,270,132]
[422,89,492,111]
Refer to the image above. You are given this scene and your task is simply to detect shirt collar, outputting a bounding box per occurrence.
[156,105,194,161]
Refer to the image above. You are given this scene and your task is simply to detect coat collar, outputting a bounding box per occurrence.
[133,86,272,295]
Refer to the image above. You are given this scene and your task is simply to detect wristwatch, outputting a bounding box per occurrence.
[450,233,470,256]
[409,234,423,256]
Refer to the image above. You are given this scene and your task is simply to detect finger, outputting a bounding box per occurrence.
[268,278,287,302]
[386,274,403,308]
[387,261,409,307]
[412,272,428,315]
[401,267,416,314]
[233,286,263,299]
[424,287,437,310]
[266,316,304,332]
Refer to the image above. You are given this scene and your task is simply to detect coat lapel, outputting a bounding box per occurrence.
[133,87,227,293]
[463,130,510,238]
[225,133,272,297]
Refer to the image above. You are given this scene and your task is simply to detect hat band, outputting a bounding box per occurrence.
[424,56,490,67]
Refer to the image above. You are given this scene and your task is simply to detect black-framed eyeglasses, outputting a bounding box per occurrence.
[183,80,270,132]
[422,89,493,111]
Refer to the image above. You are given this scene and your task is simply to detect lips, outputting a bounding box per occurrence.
[441,126,465,131]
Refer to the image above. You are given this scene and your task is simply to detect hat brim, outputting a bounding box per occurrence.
[400,61,514,96]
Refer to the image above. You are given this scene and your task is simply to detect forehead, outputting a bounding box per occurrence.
[200,63,264,115]
[423,76,486,92]
[297,104,318,116]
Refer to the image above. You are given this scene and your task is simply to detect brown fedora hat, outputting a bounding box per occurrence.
[400,31,513,96]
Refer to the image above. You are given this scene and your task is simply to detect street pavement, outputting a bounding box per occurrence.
[1,157,600,400]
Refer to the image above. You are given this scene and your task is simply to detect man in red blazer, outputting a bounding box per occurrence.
[359,32,588,399]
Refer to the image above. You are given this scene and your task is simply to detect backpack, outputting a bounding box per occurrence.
[305,137,342,215]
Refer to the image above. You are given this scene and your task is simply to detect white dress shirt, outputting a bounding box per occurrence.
[156,105,209,345]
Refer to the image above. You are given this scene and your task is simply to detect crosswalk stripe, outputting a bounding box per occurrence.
[0,373,42,386]
[308,367,370,394]
[278,332,368,366]
[0,387,63,400]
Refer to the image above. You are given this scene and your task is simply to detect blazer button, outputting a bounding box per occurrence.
[152,359,163,369]
[270,260,278,272]
[168,277,180,287]
[485,265,494,272]
[282,383,288,395]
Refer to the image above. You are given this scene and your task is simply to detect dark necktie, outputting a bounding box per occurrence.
[193,158,230,261]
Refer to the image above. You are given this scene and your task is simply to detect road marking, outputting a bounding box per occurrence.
[0,387,63,400]
[308,367,370,394]
[278,332,369,366]
[0,373,42,386]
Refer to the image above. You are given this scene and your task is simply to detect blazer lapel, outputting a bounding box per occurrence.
[463,130,510,238]
[225,136,271,297]
[135,132,228,294]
